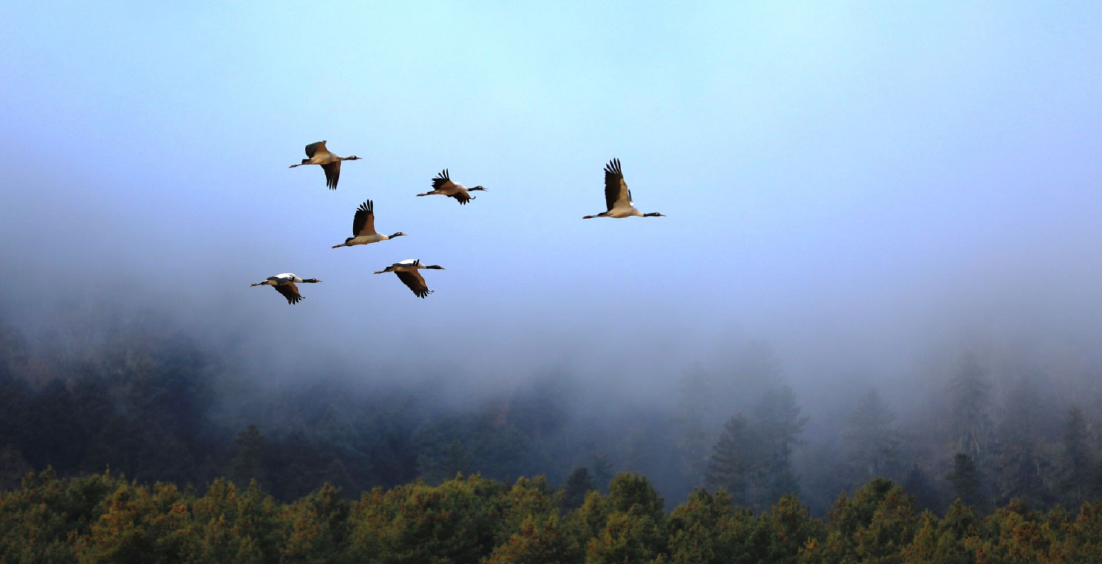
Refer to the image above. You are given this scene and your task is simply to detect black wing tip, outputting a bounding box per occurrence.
[604,158,622,175]
[358,199,373,213]
[434,168,450,180]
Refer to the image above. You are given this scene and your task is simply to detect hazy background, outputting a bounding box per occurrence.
[2,1,1102,509]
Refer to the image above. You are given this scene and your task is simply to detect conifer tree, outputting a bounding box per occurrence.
[229,424,267,488]
[946,453,986,512]
[842,388,903,482]
[753,386,808,506]
[993,376,1050,507]
[706,414,757,506]
[562,466,595,511]
[1059,406,1096,507]
[948,352,993,460]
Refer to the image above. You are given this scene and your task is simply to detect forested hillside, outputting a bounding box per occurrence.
[4,470,1102,563]
[2,304,1101,519]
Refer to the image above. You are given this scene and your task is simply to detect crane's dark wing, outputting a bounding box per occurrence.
[273,282,303,305]
[603,158,628,211]
[353,200,375,236]
[395,270,431,298]
[432,169,454,191]
[449,190,472,205]
[305,141,327,159]
[323,161,341,190]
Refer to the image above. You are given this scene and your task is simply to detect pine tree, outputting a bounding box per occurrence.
[946,453,986,512]
[562,466,595,511]
[1059,406,1096,507]
[229,424,268,488]
[993,376,1050,507]
[948,352,993,460]
[753,386,808,506]
[902,462,940,513]
[842,388,903,483]
[706,414,757,506]
[442,440,472,480]
[592,455,614,494]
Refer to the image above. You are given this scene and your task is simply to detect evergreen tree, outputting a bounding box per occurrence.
[592,454,614,494]
[902,462,940,513]
[706,414,757,506]
[948,352,993,460]
[842,388,903,482]
[946,453,986,512]
[440,439,472,481]
[562,466,595,511]
[1059,406,1096,507]
[753,386,808,506]
[992,376,1050,507]
[229,424,268,487]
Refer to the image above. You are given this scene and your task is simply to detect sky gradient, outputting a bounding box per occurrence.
[2,2,1101,399]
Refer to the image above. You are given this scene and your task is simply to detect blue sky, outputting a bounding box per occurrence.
[2,2,1101,395]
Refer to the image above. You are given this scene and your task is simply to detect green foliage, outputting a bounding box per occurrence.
[800,479,918,564]
[566,473,669,564]
[498,476,559,545]
[0,469,117,564]
[486,514,581,564]
[279,483,351,564]
[707,387,809,511]
[3,470,1102,564]
[586,511,664,564]
[346,475,504,564]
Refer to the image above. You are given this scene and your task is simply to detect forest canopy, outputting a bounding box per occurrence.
[4,470,1102,564]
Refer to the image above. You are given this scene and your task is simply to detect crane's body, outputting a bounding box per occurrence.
[417,169,487,205]
[289,140,361,190]
[250,273,321,304]
[373,259,445,298]
[583,158,665,219]
[332,200,406,248]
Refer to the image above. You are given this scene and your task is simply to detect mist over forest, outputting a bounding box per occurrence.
[3,267,1101,518]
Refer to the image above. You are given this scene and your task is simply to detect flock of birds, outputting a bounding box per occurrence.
[251,142,665,304]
